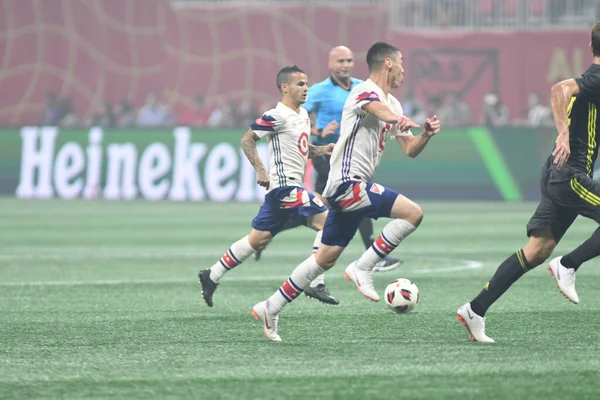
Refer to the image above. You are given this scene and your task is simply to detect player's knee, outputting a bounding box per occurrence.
[312,222,325,231]
[307,219,325,231]
[248,236,271,251]
[317,258,336,269]
[405,203,423,227]
[536,243,555,264]
[314,252,337,270]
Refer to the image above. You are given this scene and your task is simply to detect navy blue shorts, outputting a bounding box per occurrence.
[322,181,400,247]
[251,186,327,236]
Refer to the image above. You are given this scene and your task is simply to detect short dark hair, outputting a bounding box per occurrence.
[276,65,305,92]
[592,22,600,57]
[366,42,400,72]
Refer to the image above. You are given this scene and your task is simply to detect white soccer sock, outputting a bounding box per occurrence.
[209,235,255,283]
[267,254,325,314]
[310,231,324,288]
[356,219,416,271]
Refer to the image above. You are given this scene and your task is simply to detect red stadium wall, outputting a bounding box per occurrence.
[389,30,590,123]
[0,0,589,125]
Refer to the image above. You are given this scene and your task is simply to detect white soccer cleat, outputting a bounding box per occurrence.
[457,303,495,343]
[251,301,281,342]
[548,256,579,304]
[344,261,380,302]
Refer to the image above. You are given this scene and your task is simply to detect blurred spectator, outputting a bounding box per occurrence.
[480,93,509,128]
[222,100,237,128]
[437,93,471,127]
[40,91,62,126]
[258,100,274,115]
[207,98,236,128]
[179,95,211,127]
[234,98,259,128]
[90,101,116,128]
[115,99,135,128]
[136,92,174,127]
[427,95,443,116]
[401,89,427,126]
[59,97,79,128]
[407,101,427,126]
[525,92,553,127]
[206,98,225,127]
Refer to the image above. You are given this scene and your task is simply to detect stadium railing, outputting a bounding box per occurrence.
[171,0,599,30]
[389,0,599,31]
[170,0,381,8]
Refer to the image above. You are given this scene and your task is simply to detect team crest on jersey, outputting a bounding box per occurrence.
[305,118,310,126]
[297,132,309,156]
[369,183,385,195]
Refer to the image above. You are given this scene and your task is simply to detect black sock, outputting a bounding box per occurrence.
[358,218,375,249]
[561,227,600,271]
[470,249,533,317]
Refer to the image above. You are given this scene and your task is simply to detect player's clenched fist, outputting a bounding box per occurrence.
[256,168,270,189]
[424,115,441,137]
[323,143,335,156]
[321,121,339,137]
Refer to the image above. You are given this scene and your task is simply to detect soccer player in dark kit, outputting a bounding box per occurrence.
[458,21,600,342]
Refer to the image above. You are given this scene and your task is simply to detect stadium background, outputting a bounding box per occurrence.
[2,2,600,400]
[1,0,597,201]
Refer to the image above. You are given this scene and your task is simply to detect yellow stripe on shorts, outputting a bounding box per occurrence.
[570,178,600,206]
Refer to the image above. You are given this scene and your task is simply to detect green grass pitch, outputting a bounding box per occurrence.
[1,199,599,399]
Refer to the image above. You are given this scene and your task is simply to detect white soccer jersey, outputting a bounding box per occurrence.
[250,102,311,192]
[322,79,411,197]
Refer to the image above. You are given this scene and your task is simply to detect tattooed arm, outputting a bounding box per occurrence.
[241,128,269,188]
[308,143,335,159]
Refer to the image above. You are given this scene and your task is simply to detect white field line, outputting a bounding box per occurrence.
[0,255,483,287]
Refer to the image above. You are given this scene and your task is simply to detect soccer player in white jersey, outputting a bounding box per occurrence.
[198,65,336,307]
[252,42,441,341]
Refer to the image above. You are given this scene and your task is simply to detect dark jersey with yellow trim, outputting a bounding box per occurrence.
[565,64,600,175]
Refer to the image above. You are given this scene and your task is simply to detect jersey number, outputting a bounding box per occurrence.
[298,132,309,156]
[378,124,391,151]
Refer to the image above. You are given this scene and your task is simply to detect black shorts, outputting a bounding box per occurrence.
[312,155,330,194]
[527,158,600,242]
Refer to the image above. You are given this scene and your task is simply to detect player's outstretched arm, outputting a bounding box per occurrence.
[241,128,269,188]
[363,101,420,132]
[551,79,578,168]
[308,143,335,158]
[363,101,403,124]
[395,116,441,158]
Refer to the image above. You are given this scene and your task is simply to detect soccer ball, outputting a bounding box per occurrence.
[384,278,419,313]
